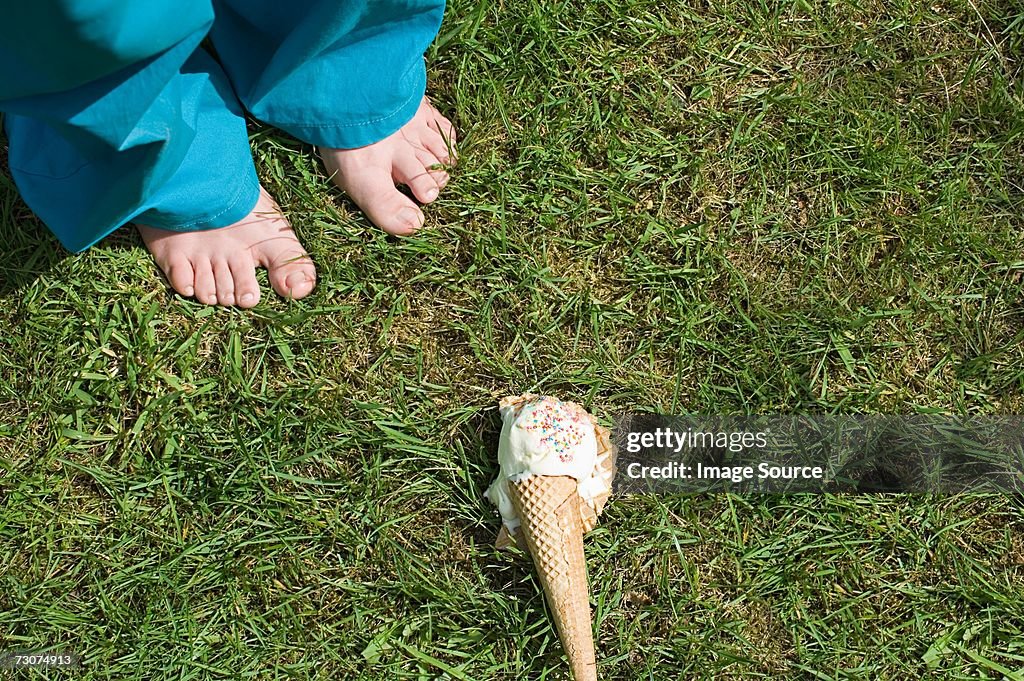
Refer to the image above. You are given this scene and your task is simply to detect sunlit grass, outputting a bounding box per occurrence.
[2,1,1023,678]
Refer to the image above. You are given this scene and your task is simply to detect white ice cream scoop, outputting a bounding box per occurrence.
[485,394,615,538]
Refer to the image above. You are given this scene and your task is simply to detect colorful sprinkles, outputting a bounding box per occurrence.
[517,396,589,463]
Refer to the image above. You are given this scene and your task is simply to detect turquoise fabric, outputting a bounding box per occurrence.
[0,0,445,253]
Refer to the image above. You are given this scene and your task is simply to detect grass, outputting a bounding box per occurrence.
[2,0,1024,678]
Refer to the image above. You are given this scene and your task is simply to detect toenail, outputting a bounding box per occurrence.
[241,293,255,304]
[425,187,438,200]
[183,286,194,296]
[400,207,423,227]
[286,272,310,289]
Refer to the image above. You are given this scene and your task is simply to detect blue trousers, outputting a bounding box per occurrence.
[1,0,445,252]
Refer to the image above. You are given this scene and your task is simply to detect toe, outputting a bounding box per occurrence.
[414,148,450,189]
[283,267,316,300]
[256,241,316,300]
[421,125,456,166]
[229,252,261,308]
[424,106,457,162]
[193,258,218,305]
[213,259,235,306]
[340,165,425,235]
[394,152,441,204]
[164,254,195,297]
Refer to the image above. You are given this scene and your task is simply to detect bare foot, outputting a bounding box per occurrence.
[137,187,316,308]
[321,96,457,235]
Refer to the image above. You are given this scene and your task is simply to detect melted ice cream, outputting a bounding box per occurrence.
[485,395,602,532]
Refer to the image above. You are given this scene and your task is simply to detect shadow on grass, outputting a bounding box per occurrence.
[0,190,70,298]
[0,164,156,298]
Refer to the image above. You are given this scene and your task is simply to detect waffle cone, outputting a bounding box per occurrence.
[510,475,597,681]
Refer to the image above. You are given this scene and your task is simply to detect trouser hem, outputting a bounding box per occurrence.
[133,171,260,232]
[264,63,426,149]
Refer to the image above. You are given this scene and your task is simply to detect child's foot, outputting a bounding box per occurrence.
[136,187,316,308]
[321,96,457,235]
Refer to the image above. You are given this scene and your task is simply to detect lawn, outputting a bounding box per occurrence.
[2,0,1024,679]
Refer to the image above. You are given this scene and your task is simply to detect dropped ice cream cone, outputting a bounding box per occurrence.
[484,394,616,681]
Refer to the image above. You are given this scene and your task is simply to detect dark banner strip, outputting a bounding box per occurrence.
[612,415,1024,494]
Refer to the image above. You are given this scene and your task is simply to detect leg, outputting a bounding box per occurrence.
[210,0,457,235]
[1,0,315,305]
